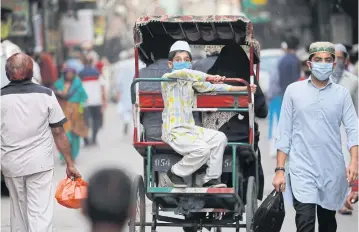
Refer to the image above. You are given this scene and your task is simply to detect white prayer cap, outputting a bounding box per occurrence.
[335,43,348,56]
[170,41,192,55]
[281,41,287,50]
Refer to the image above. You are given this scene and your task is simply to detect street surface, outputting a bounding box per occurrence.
[1,105,358,231]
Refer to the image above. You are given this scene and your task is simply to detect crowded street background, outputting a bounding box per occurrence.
[1,0,358,231]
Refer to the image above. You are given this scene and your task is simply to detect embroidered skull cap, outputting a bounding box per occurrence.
[309,41,335,56]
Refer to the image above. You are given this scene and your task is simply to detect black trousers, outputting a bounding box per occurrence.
[84,106,102,144]
[293,196,337,232]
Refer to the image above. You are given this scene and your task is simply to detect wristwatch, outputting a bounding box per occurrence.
[275,167,285,173]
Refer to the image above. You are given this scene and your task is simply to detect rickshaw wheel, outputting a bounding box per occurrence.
[129,175,146,232]
[246,176,258,232]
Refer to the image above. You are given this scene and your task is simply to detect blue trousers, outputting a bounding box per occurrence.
[268,96,283,140]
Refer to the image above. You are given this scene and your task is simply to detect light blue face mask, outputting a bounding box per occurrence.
[172,61,192,71]
[310,62,334,81]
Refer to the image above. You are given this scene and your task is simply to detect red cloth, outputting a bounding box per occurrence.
[39,52,58,87]
[298,76,306,81]
[352,180,358,192]
[95,61,104,74]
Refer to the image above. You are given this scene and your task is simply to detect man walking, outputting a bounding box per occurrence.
[332,43,359,215]
[333,43,358,114]
[1,53,81,232]
[79,57,107,146]
[272,42,358,232]
[268,36,301,156]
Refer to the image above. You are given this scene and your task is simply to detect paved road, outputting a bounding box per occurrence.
[1,105,357,231]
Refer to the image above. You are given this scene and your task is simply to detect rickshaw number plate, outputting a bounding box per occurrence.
[152,154,181,172]
[222,155,233,172]
[152,154,234,172]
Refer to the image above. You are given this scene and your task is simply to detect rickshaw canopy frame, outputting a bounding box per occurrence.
[133,15,260,65]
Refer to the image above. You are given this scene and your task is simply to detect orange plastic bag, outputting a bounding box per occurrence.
[55,177,88,209]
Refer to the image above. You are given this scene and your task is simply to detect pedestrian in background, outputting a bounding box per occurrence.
[334,44,359,215]
[82,42,100,67]
[1,53,81,232]
[38,49,59,88]
[273,42,358,232]
[79,57,106,146]
[333,44,358,115]
[65,50,85,74]
[54,67,88,162]
[24,46,42,85]
[267,38,300,157]
[82,168,132,232]
[116,54,144,135]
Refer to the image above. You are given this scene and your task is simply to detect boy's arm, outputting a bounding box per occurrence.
[163,69,207,82]
[193,82,247,93]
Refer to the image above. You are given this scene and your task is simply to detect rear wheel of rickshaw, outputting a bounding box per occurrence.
[246,176,258,232]
[129,175,146,232]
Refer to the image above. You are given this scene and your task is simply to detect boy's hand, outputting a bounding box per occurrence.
[206,75,226,83]
[250,84,257,94]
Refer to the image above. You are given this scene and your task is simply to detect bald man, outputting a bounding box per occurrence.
[1,53,81,232]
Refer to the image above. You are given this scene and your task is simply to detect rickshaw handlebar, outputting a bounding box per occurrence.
[131,78,252,105]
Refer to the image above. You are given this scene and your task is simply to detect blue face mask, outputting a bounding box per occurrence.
[172,61,192,71]
[310,62,334,81]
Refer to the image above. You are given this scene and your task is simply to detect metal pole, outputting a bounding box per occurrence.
[316,0,333,41]
[41,0,47,51]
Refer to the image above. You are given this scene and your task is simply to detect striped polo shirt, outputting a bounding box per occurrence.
[1,80,67,177]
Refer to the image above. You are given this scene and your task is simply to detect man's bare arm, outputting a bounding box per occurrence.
[51,126,74,167]
[276,150,287,168]
[350,145,358,163]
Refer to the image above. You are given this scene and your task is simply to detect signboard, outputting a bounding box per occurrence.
[242,0,270,24]
[61,10,94,46]
[93,12,106,46]
[251,0,268,5]
[46,30,60,52]
[2,0,30,36]
[33,14,43,51]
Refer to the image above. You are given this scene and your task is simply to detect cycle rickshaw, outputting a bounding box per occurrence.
[130,15,261,232]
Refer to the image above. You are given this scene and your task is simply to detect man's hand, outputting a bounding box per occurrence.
[56,90,63,94]
[206,74,226,83]
[345,191,358,210]
[272,171,286,192]
[66,165,82,179]
[347,160,358,183]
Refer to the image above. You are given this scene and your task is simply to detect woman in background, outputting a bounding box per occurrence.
[205,44,267,201]
[54,67,88,162]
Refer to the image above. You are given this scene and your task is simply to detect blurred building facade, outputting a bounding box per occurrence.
[2,0,356,65]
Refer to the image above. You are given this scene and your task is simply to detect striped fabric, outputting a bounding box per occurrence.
[78,66,103,106]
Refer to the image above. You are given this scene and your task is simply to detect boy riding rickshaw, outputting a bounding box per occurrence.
[130,15,266,232]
